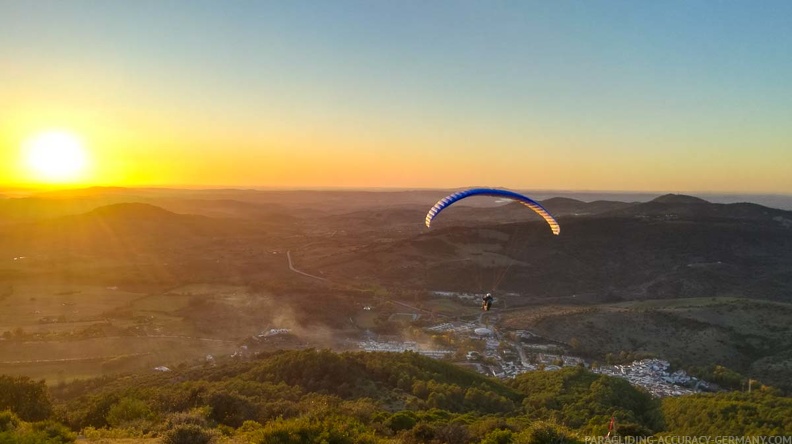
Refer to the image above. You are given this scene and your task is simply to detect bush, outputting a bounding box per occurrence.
[81,426,151,440]
[234,420,265,443]
[106,397,154,428]
[514,421,581,444]
[161,424,216,444]
[482,429,516,444]
[163,408,211,430]
[0,411,20,433]
[205,390,256,427]
[30,420,77,443]
[255,416,377,444]
[385,411,417,432]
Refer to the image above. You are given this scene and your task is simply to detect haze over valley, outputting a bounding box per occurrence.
[1,187,790,396]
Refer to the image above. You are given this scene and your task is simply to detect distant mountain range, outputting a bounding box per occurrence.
[541,194,792,221]
[2,189,791,302]
[298,194,792,303]
[2,188,791,394]
[600,194,792,221]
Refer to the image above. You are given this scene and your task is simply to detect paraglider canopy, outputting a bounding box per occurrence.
[424,188,560,235]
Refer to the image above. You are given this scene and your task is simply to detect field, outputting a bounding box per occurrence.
[0,336,236,382]
[0,282,271,382]
[0,282,143,330]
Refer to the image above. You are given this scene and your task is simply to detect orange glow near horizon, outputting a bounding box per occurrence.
[1,3,791,195]
[0,112,789,194]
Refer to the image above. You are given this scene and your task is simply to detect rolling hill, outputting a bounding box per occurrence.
[298,196,792,302]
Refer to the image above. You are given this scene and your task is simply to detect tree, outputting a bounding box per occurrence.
[0,376,52,421]
[106,397,154,428]
[385,411,417,432]
[205,390,256,428]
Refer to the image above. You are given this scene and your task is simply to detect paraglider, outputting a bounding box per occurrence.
[424,188,560,235]
[482,293,494,311]
[605,416,616,438]
[423,188,561,310]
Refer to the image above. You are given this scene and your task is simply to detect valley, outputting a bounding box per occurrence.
[1,188,790,394]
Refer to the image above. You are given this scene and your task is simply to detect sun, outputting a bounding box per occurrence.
[21,131,91,184]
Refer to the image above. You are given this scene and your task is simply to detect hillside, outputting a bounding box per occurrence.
[1,189,791,438]
[300,213,792,302]
[1,349,789,443]
[501,297,792,391]
[0,202,295,290]
[603,194,792,221]
[1,203,234,254]
[540,197,633,216]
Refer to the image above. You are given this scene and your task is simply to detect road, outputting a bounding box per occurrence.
[286,250,328,281]
[478,309,532,368]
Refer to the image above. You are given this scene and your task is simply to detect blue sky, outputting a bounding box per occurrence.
[1,0,791,192]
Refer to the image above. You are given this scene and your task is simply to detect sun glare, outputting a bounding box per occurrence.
[22,131,91,184]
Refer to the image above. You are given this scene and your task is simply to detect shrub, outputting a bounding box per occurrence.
[106,397,154,428]
[163,408,211,430]
[482,429,516,444]
[161,424,216,444]
[514,421,581,444]
[81,426,151,440]
[30,420,77,443]
[385,411,417,432]
[0,411,20,432]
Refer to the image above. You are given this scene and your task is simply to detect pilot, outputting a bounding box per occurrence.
[482,293,494,311]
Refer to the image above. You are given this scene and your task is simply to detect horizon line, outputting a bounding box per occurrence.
[2,183,792,198]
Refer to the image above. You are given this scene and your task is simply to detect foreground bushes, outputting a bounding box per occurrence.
[161,423,218,444]
[0,410,75,443]
[0,349,788,441]
[0,376,52,421]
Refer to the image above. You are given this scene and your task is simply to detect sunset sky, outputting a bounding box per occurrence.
[1,1,790,193]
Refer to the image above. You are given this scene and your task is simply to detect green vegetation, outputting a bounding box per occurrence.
[0,410,76,443]
[662,392,792,436]
[0,350,789,443]
[502,298,792,392]
[0,375,52,421]
[510,367,662,436]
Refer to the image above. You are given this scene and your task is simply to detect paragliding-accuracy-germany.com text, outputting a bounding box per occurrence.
[585,437,791,444]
